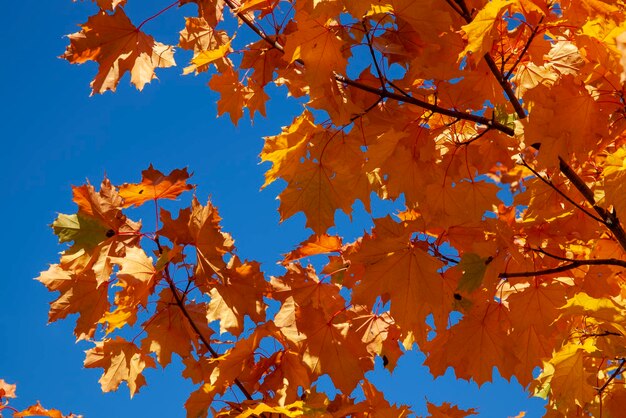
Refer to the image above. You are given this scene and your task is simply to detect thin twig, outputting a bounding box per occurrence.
[362,21,386,91]
[504,16,545,79]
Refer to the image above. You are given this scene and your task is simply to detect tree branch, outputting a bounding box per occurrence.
[558,156,626,252]
[445,0,527,119]
[498,256,626,279]
[597,358,626,394]
[520,157,604,223]
[336,75,515,135]
[504,17,545,79]
[483,54,526,118]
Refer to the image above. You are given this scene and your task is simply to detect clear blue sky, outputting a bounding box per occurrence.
[1,2,546,416]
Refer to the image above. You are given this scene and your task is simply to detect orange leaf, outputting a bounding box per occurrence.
[141,288,213,367]
[62,9,175,94]
[426,401,478,418]
[425,301,518,386]
[206,257,269,335]
[84,336,156,397]
[14,402,65,418]
[294,304,373,394]
[282,233,342,263]
[118,165,193,208]
[0,379,16,399]
[36,265,109,340]
[349,217,448,344]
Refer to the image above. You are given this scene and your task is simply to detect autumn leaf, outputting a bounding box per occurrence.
[426,401,478,418]
[282,233,342,263]
[100,246,160,333]
[36,265,109,340]
[425,301,518,385]
[293,304,373,394]
[189,197,235,281]
[84,337,156,397]
[349,216,448,344]
[141,288,213,367]
[459,0,515,60]
[0,379,16,399]
[62,9,175,94]
[206,257,269,335]
[119,165,193,207]
[14,402,66,418]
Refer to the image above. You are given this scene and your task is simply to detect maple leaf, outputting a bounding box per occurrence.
[180,0,226,28]
[208,68,251,124]
[118,165,193,208]
[91,0,126,11]
[0,379,16,399]
[353,310,404,371]
[349,216,448,344]
[182,18,233,76]
[535,339,599,411]
[206,257,269,335]
[425,301,518,385]
[189,197,234,281]
[62,9,175,94]
[84,336,156,397]
[270,263,345,321]
[283,8,348,79]
[141,288,213,367]
[460,0,515,61]
[99,246,160,333]
[158,207,194,244]
[36,265,109,340]
[282,233,342,263]
[507,282,567,387]
[293,304,373,394]
[426,401,478,418]
[13,402,68,418]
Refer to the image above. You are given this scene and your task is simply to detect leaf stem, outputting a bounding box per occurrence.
[137,0,181,30]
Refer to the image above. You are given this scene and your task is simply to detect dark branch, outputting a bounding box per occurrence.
[336,75,515,135]
[445,0,527,119]
[558,156,626,252]
[362,21,387,91]
[504,17,545,79]
[483,54,527,119]
[597,358,626,394]
[520,157,604,223]
[498,256,626,279]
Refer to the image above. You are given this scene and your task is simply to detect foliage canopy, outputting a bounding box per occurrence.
[6,0,626,417]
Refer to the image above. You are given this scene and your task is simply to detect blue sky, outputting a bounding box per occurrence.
[1,1,546,416]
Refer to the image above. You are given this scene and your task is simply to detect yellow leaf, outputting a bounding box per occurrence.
[460,0,516,60]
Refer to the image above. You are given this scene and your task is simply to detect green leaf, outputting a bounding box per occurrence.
[52,213,110,249]
[456,253,489,293]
